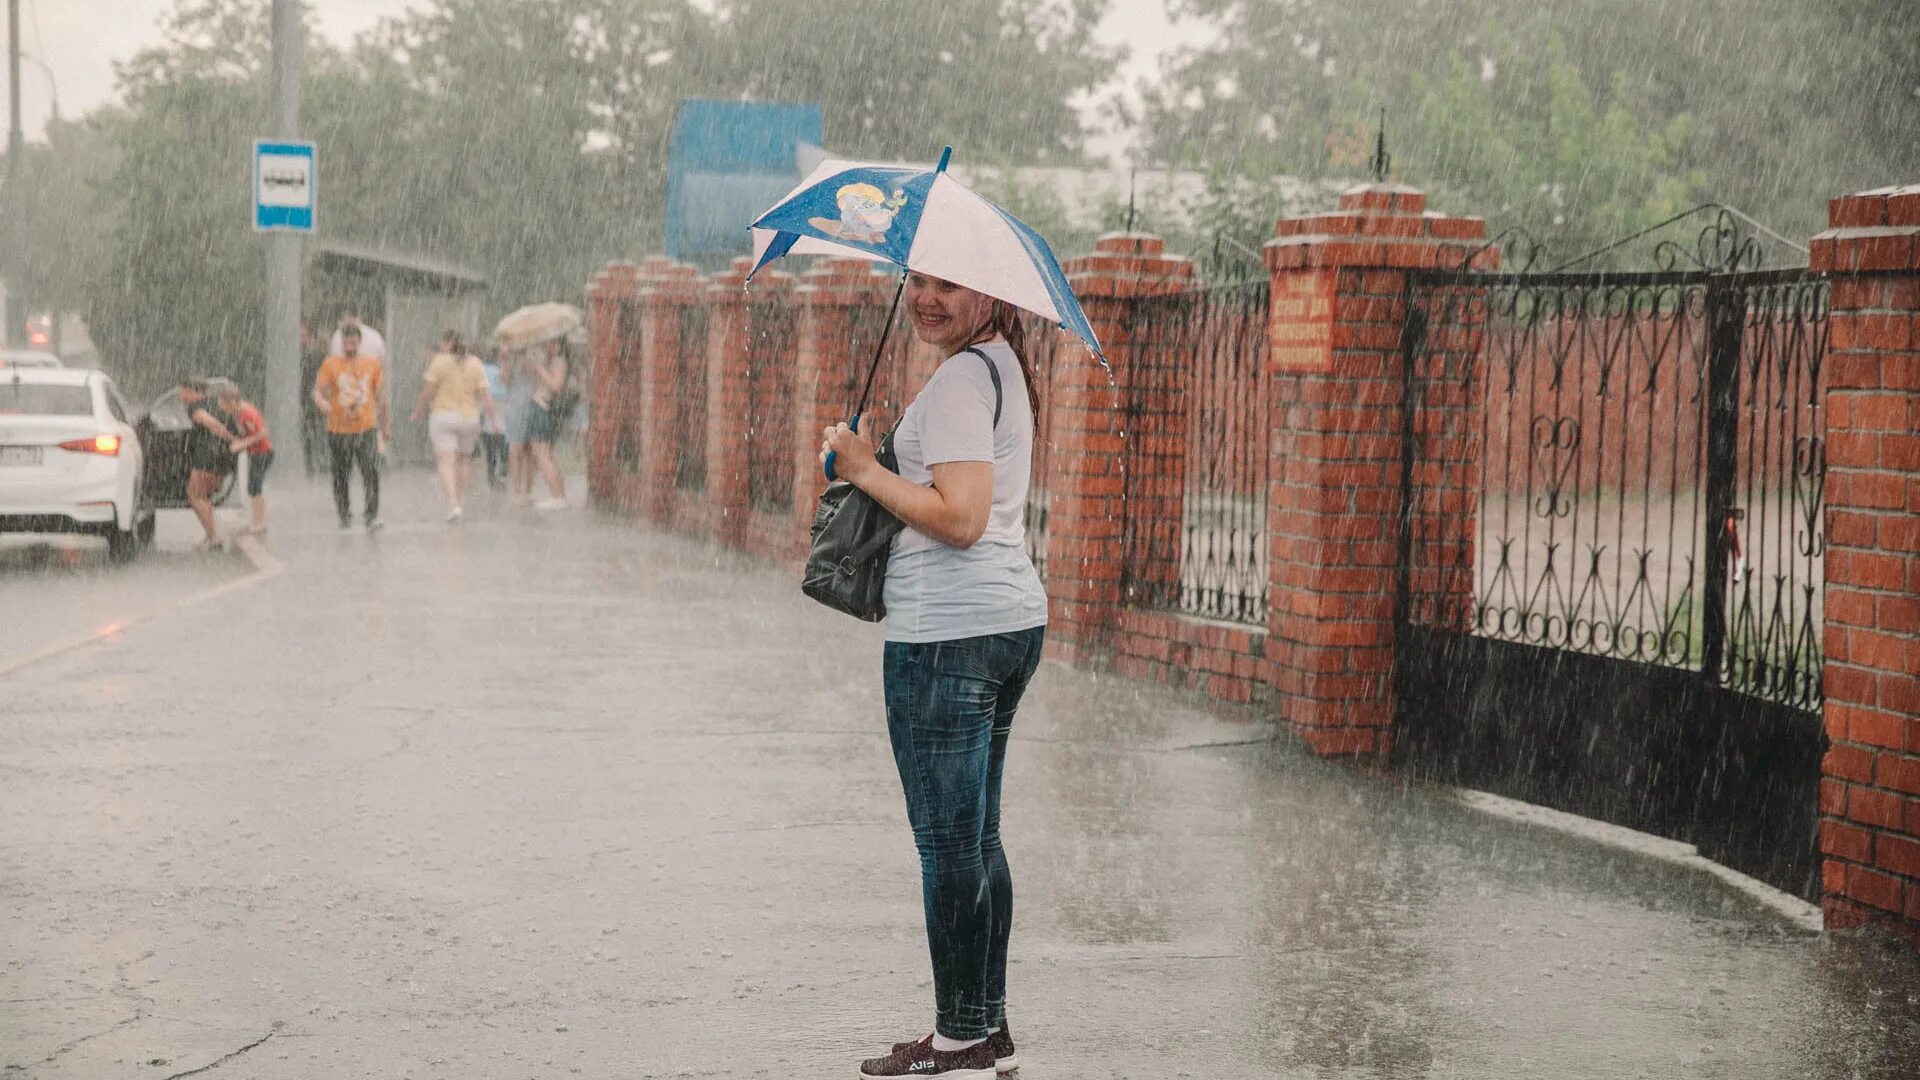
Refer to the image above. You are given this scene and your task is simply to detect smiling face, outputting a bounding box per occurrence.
[904,272,995,354]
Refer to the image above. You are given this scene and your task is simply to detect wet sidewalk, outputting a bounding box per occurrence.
[3,472,1917,1079]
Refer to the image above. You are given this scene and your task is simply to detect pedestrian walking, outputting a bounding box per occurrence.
[502,346,535,504]
[524,337,571,510]
[218,381,274,536]
[411,331,503,522]
[479,349,509,489]
[312,325,390,530]
[179,377,239,550]
[819,273,1047,1080]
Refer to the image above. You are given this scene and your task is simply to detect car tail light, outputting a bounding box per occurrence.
[59,434,121,456]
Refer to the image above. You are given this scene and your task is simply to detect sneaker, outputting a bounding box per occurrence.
[860,1035,995,1079]
[365,517,385,531]
[446,506,463,523]
[893,1026,1016,1074]
[533,498,567,511]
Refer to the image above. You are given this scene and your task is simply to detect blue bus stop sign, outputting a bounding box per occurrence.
[254,140,317,233]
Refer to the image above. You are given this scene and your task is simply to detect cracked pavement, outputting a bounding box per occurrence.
[3,473,1919,1078]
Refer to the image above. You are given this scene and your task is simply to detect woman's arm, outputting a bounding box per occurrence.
[821,421,993,549]
[191,407,237,442]
[539,356,568,395]
[412,373,439,422]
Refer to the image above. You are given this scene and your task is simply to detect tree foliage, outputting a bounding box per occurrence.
[1141,0,1920,257]
[1,0,1117,387]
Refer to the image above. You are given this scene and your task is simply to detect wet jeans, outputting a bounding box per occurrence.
[882,625,1045,1041]
[328,431,380,523]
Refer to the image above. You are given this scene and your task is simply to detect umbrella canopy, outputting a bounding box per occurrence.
[747,148,1104,361]
[492,302,583,351]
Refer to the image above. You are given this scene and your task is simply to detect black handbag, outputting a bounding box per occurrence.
[802,348,1001,621]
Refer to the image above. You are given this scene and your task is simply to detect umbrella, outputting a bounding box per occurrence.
[492,302,583,351]
[747,146,1103,477]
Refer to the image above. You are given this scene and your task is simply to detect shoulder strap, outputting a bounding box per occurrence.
[961,346,1003,429]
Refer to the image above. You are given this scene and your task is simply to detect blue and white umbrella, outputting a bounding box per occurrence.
[747,147,1104,362]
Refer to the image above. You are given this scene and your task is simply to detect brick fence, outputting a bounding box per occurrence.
[1810,185,1920,946]
[582,182,1920,946]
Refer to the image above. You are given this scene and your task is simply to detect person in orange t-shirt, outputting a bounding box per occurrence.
[311,325,391,529]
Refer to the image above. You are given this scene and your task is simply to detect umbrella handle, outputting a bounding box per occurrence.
[823,414,859,482]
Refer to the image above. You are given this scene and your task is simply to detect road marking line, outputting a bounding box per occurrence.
[1451,787,1823,933]
[0,536,285,681]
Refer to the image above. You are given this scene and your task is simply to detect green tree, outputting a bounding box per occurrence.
[1143,0,1920,254]
[703,0,1118,164]
[0,117,117,329]
[84,1,282,394]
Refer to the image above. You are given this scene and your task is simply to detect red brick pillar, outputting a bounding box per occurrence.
[789,259,887,539]
[1051,234,1194,661]
[1812,184,1920,945]
[585,261,639,509]
[1262,184,1490,756]
[635,258,700,525]
[705,257,754,547]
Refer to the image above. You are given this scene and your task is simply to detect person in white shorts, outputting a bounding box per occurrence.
[411,331,503,522]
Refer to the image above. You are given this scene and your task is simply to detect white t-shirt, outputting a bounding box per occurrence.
[328,324,388,364]
[882,338,1048,643]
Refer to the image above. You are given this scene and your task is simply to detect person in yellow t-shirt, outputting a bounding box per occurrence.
[410,330,504,522]
[311,325,390,530]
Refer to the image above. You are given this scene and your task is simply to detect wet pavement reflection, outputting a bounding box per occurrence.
[2,474,1916,1078]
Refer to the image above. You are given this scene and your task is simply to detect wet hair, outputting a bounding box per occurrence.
[987,300,1039,416]
[341,325,362,341]
[180,376,209,394]
[443,330,464,354]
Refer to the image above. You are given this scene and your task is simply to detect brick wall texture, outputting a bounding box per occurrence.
[1811,185,1920,947]
[581,181,1920,946]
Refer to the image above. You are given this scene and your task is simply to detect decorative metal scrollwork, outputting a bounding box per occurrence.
[1402,265,1828,711]
[1654,207,1764,274]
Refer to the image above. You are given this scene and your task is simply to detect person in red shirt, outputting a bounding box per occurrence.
[218,382,274,536]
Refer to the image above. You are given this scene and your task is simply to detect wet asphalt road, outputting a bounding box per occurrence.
[3,472,1918,1079]
[0,511,249,668]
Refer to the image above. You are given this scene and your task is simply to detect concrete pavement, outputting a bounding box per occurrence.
[3,471,1918,1079]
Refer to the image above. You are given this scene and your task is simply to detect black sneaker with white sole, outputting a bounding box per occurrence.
[860,1034,996,1078]
[893,1026,1016,1073]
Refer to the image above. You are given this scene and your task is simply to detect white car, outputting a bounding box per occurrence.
[0,349,63,369]
[0,366,154,561]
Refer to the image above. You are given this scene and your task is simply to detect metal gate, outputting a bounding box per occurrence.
[1393,221,1829,899]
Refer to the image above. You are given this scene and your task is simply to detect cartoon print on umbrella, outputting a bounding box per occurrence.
[808,183,910,245]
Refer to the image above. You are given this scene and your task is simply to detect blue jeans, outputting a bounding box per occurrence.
[883,626,1045,1041]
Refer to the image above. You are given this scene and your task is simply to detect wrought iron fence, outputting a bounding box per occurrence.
[612,299,642,474]
[1401,268,1826,710]
[746,302,797,512]
[1720,273,1828,709]
[1022,315,1057,579]
[1120,281,1271,625]
[676,304,709,492]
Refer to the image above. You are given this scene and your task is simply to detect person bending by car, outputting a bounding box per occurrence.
[179,378,238,550]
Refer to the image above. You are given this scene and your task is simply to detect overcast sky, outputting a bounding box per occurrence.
[12,0,1210,159]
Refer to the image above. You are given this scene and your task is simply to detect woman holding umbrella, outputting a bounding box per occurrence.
[755,149,1103,1078]
[821,279,1047,1080]
[493,303,579,510]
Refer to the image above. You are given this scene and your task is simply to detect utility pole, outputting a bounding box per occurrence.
[6,0,24,349]
[264,0,302,460]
